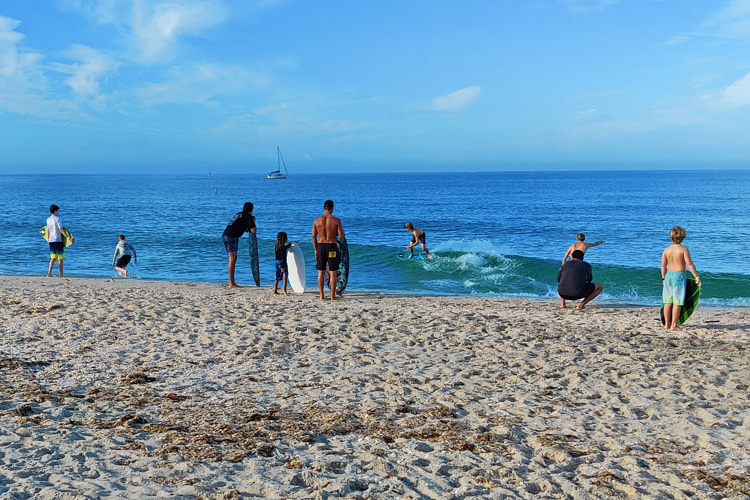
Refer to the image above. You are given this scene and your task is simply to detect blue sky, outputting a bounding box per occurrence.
[1,0,750,173]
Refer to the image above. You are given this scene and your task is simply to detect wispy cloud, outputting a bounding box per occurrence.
[430,86,481,112]
[136,63,263,106]
[0,16,86,119]
[704,0,750,42]
[59,0,228,64]
[559,0,622,13]
[0,17,41,82]
[50,45,118,99]
[666,0,750,45]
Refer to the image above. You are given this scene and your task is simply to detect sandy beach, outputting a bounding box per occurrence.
[1,276,749,499]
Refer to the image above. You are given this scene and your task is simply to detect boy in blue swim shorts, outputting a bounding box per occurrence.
[661,226,701,331]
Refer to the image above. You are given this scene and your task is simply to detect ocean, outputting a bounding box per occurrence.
[1,170,748,307]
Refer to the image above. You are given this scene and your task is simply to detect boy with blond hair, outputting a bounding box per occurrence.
[661,226,701,331]
[562,233,604,265]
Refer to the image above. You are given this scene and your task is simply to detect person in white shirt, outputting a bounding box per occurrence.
[46,204,73,277]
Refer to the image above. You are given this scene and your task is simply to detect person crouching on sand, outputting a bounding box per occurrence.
[112,234,137,278]
[404,222,433,259]
[661,226,701,331]
[557,250,603,310]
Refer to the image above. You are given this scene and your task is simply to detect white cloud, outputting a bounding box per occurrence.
[559,0,621,13]
[133,1,227,63]
[705,0,750,41]
[59,0,228,64]
[668,0,750,45]
[430,86,481,112]
[717,71,750,108]
[0,17,41,80]
[0,16,86,119]
[136,63,262,105]
[50,45,118,98]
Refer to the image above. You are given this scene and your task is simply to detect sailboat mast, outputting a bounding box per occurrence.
[279,147,287,174]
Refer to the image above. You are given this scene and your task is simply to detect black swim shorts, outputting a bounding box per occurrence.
[116,255,132,268]
[316,242,340,271]
[559,282,596,301]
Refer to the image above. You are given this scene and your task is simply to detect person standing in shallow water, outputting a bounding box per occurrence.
[312,200,345,301]
[222,202,256,288]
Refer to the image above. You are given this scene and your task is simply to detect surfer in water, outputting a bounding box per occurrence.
[222,202,256,288]
[661,226,701,331]
[404,222,433,259]
[312,199,345,301]
[562,233,604,265]
[557,250,603,310]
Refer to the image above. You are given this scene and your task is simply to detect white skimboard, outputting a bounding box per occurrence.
[287,242,305,294]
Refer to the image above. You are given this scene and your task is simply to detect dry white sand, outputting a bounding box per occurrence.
[1,276,749,499]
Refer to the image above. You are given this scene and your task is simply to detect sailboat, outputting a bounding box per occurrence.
[267,146,288,179]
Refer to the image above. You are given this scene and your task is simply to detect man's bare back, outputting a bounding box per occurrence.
[313,214,344,244]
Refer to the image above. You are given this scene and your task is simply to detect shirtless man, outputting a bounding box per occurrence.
[312,200,346,301]
[661,226,701,331]
[562,233,604,265]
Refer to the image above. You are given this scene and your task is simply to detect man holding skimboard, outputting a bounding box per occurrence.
[222,202,256,288]
[661,226,701,330]
[312,199,345,301]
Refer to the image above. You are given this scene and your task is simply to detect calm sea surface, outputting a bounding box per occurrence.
[1,170,748,307]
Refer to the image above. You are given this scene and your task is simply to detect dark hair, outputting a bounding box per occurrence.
[242,202,254,215]
[324,200,334,210]
[572,250,585,260]
[275,232,288,251]
[50,204,59,214]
